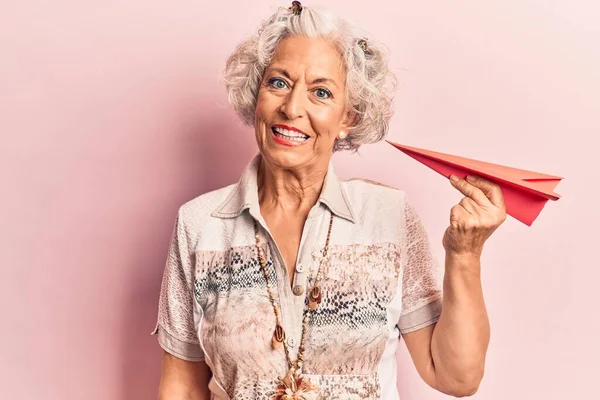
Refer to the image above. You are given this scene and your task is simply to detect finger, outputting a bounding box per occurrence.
[465,175,506,209]
[459,196,479,215]
[449,175,490,207]
[449,204,464,228]
[450,203,475,230]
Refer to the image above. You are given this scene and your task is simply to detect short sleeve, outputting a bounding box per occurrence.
[397,194,443,335]
[151,208,205,361]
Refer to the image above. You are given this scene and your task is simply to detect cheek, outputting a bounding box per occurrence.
[255,91,279,120]
[310,107,343,137]
[254,97,266,122]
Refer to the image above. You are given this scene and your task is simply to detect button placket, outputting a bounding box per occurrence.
[257,210,329,358]
[292,262,309,306]
[254,216,303,360]
[262,233,294,350]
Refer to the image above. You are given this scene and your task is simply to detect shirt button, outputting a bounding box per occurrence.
[287,337,296,347]
[296,263,305,273]
[292,285,304,296]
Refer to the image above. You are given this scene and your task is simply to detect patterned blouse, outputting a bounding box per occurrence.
[152,154,443,400]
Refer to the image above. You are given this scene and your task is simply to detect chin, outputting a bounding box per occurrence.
[261,147,308,170]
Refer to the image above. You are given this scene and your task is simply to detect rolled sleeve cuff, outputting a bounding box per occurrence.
[398,297,442,335]
[151,324,205,362]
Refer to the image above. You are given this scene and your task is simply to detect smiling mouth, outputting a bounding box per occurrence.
[271,126,310,144]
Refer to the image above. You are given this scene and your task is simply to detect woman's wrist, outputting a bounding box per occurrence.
[445,251,482,277]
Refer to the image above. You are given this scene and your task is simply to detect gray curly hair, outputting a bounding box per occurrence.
[220,3,397,152]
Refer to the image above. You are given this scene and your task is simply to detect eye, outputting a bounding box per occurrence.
[268,77,288,89]
[314,88,332,99]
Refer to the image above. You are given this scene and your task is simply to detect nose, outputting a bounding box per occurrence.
[279,85,305,120]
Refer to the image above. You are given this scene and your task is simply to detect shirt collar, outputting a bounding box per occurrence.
[211,153,356,223]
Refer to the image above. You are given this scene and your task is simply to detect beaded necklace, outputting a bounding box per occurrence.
[253,213,334,400]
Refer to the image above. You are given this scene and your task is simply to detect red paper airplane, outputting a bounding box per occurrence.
[386,140,563,226]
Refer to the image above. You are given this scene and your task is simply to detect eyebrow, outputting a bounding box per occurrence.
[269,68,339,88]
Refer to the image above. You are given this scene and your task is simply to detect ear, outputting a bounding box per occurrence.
[340,108,359,131]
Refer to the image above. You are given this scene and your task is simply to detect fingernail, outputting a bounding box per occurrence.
[450,174,459,182]
[466,175,476,182]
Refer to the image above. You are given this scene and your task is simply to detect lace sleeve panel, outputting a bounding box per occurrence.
[397,194,443,335]
[152,207,205,361]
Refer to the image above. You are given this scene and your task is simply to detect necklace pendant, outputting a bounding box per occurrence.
[275,369,318,400]
[271,324,286,350]
[308,286,322,311]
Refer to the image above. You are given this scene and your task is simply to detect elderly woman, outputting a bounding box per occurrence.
[152,2,506,399]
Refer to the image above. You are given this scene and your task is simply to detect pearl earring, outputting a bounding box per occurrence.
[339,131,347,139]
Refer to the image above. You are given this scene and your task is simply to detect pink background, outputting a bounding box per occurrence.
[2,1,598,399]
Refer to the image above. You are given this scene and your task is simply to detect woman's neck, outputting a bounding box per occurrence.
[257,156,329,217]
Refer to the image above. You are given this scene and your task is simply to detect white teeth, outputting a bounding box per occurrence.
[273,127,309,140]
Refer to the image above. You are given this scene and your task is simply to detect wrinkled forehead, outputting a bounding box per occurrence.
[266,36,346,82]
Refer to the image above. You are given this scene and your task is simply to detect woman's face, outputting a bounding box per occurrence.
[254,35,352,171]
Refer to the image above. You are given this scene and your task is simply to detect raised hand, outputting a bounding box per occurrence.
[443,174,507,259]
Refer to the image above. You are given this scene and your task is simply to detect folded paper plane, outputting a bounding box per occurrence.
[386,140,562,226]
